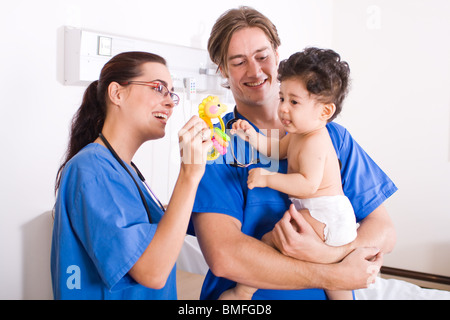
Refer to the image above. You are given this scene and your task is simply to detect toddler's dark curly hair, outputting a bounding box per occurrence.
[278,47,350,122]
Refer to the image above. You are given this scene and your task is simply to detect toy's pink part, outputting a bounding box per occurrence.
[212,137,227,155]
[208,105,219,115]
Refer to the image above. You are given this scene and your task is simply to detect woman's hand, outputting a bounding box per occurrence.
[178,116,213,180]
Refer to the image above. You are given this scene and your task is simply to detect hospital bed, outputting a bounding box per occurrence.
[177,236,450,300]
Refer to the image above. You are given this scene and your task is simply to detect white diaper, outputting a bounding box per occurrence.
[289,195,358,247]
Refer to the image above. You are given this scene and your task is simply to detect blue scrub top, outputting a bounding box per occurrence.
[51,143,177,300]
[191,110,398,300]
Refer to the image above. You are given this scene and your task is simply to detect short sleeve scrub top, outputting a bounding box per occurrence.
[51,143,176,300]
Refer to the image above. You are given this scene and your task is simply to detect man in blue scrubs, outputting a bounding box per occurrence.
[191,7,397,300]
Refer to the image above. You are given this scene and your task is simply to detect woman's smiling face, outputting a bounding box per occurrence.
[120,62,176,140]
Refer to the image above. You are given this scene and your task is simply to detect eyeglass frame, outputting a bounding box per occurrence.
[120,80,180,106]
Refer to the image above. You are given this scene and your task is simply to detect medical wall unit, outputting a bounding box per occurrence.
[63,26,224,95]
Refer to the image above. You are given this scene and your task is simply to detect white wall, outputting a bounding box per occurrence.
[2,0,448,300]
[0,0,333,299]
[332,0,450,277]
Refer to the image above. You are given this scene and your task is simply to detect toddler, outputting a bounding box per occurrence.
[225,47,357,300]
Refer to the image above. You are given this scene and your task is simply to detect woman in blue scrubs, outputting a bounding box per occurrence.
[51,52,212,300]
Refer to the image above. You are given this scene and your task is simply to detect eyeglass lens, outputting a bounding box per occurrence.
[156,84,180,105]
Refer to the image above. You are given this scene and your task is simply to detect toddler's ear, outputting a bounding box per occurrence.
[321,103,336,122]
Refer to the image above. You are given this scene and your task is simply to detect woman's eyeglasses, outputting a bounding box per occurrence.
[121,81,180,106]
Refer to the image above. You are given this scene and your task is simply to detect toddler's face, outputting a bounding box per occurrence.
[278,78,325,134]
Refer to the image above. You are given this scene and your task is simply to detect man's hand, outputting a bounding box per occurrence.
[270,205,334,263]
[332,247,383,291]
[270,205,383,290]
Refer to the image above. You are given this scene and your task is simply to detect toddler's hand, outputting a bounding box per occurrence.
[230,119,257,141]
[248,168,273,189]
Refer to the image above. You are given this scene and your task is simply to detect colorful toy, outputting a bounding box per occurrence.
[198,96,230,161]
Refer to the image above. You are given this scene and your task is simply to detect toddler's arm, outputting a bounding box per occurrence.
[248,132,327,199]
[231,119,288,159]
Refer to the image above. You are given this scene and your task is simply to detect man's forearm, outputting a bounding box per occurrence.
[353,204,396,254]
[216,231,319,290]
[313,204,396,264]
[219,232,382,292]
[193,212,371,291]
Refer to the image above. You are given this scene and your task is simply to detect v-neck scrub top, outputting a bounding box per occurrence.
[51,143,176,300]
